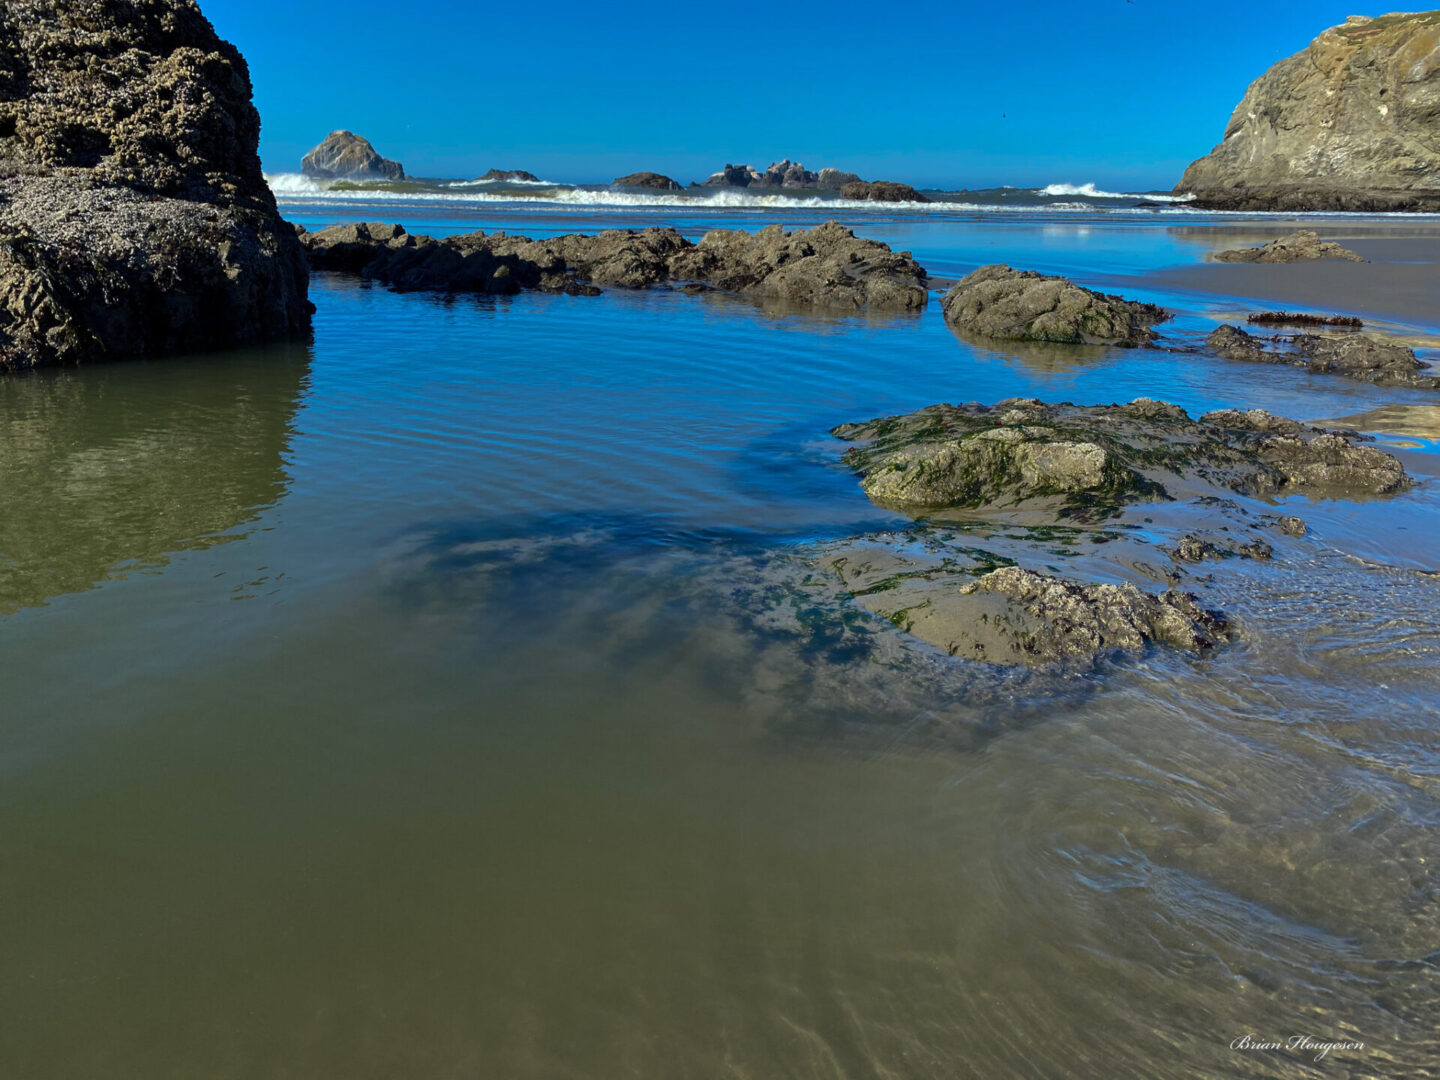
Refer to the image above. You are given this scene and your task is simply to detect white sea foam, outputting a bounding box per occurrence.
[444,176,557,188]
[1037,182,1195,202]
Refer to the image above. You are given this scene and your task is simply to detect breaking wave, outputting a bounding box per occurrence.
[1037,182,1195,203]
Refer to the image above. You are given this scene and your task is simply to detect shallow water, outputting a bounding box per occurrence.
[3,200,1440,1078]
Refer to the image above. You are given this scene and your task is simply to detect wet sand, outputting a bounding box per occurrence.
[1147,234,1440,328]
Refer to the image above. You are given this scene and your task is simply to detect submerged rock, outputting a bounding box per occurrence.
[1177,13,1440,212]
[940,265,1167,346]
[612,171,680,190]
[824,543,1230,668]
[301,130,406,181]
[832,397,1409,513]
[1207,324,1440,389]
[0,0,311,370]
[479,168,540,182]
[839,180,930,203]
[1210,231,1366,264]
[303,219,929,311]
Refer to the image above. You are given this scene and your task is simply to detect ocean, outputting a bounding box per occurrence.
[2,181,1438,1077]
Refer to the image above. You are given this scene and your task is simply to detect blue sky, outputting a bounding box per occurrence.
[205,0,1367,190]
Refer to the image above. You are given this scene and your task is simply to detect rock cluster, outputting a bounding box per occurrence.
[697,161,904,192]
[1176,13,1440,211]
[301,130,405,181]
[940,265,1167,345]
[612,171,681,190]
[302,219,930,312]
[0,0,311,370]
[832,397,1409,512]
[1207,324,1440,389]
[479,168,540,183]
[1210,231,1366,264]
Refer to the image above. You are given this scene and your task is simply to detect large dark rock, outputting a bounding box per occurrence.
[612,171,681,190]
[1210,230,1365,263]
[699,160,870,190]
[839,180,930,203]
[1207,323,1440,389]
[941,265,1167,345]
[301,130,405,181]
[832,397,1408,513]
[302,219,930,312]
[479,168,539,182]
[0,0,310,370]
[1177,13,1440,211]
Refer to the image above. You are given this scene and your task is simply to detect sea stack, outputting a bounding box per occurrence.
[301,130,406,181]
[0,0,311,370]
[1177,12,1440,211]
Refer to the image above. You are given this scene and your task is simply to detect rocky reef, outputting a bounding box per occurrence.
[1176,13,1440,211]
[818,396,1410,668]
[302,219,930,312]
[941,266,1167,346]
[301,130,405,181]
[1207,324,1440,389]
[479,168,539,183]
[839,180,929,203]
[1211,231,1366,264]
[612,171,680,190]
[0,0,311,370]
[832,397,1408,513]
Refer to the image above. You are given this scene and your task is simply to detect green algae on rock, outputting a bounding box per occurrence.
[832,398,1409,514]
[940,265,1167,346]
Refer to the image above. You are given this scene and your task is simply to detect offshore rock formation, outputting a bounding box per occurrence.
[1207,323,1440,389]
[612,171,681,189]
[1177,13,1440,211]
[839,180,930,203]
[832,397,1409,513]
[301,130,405,180]
[479,168,540,182]
[302,220,930,312]
[941,266,1167,345]
[0,0,311,370]
[1211,230,1366,263]
[699,161,868,189]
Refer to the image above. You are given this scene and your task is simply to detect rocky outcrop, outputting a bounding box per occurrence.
[941,265,1167,346]
[612,171,680,190]
[699,163,765,187]
[817,168,862,188]
[301,130,405,181]
[479,168,539,182]
[840,180,930,203]
[302,219,930,311]
[1207,324,1440,389]
[832,397,1408,513]
[1211,231,1366,263]
[0,0,311,370]
[1176,13,1440,212]
[699,160,873,190]
[822,540,1231,668]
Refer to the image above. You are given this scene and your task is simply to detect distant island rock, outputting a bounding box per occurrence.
[1177,12,1440,211]
[302,130,406,181]
[612,172,682,190]
[840,180,929,203]
[0,0,311,371]
[479,168,540,182]
[699,160,864,189]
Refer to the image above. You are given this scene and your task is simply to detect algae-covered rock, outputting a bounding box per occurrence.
[940,265,1167,345]
[0,0,311,370]
[1210,231,1366,264]
[839,180,930,203]
[833,397,1408,513]
[1207,324,1440,389]
[303,219,930,311]
[1177,13,1440,211]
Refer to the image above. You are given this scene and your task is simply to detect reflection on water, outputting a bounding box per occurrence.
[3,210,1440,1078]
[0,349,308,614]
